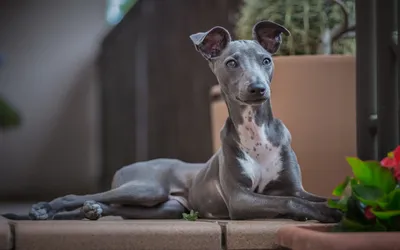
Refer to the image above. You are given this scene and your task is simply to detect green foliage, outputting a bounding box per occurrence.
[352,184,385,208]
[182,210,199,221]
[332,176,350,196]
[335,202,387,232]
[0,96,21,130]
[328,154,400,232]
[346,158,396,194]
[372,189,400,219]
[235,0,356,56]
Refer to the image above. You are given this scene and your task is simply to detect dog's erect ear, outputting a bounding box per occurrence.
[252,20,290,54]
[190,26,231,60]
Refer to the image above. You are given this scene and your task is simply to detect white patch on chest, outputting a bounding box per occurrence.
[236,107,283,193]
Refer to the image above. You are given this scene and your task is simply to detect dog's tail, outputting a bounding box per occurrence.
[2,213,31,220]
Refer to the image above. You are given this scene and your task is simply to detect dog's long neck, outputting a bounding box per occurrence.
[222,91,274,145]
[224,92,273,126]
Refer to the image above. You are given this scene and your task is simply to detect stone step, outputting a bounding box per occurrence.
[0,214,310,250]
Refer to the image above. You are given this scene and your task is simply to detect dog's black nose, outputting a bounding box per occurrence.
[247,83,266,96]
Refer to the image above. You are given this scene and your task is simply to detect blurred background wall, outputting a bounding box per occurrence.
[0,0,108,200]
[97,0,240,190]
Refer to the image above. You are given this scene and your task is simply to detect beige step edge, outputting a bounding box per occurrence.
[2,216,315,250]
[0,216,12,250]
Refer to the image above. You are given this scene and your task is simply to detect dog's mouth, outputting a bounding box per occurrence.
[236,96,267,105]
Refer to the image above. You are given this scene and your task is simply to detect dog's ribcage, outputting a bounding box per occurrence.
[236,107,283,193]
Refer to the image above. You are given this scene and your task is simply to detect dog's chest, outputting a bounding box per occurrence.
[236,111,283,193]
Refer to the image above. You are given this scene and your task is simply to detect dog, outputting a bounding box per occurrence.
[3,20,341,223]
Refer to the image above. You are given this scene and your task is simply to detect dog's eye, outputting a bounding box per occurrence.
[226,60,238,68]
[262,58,272,65]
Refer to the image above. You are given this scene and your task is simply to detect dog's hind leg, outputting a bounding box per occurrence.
[51,201,103,220]
[87,199,186,220]
[27,182,170,220]
[2,208,85,220]
[52,210,86,220]
[33,199,187,221]
[9,201,106,221]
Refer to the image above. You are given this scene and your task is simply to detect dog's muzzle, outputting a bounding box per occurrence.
[238,82,269,105]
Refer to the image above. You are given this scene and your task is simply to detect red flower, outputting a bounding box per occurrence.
[395,169,400,180]
[364,206,376,220]
[381,156,398,168]
[380,146,400,181]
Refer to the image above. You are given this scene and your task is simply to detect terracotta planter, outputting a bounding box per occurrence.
[210,55,356,198]
[275,224,400,250]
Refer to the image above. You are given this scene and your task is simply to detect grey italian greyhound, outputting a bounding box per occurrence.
[3,20,341,223]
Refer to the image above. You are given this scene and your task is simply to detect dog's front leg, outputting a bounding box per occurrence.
[283,148,330,203]
[226,187,341,223]
[294,189,329,202]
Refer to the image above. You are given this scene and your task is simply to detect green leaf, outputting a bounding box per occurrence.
[346,157,396,193]
[373,189,400,212]
[346,157,370,182]
[351,183,385,208]
[182,210,199,221]
[386,189,400,210]
[371,210,400,220]
[363,161,396,193]
[327,199,338,207]
[332,176,351,196]
[376,200,390,209]
[328,198,348,212]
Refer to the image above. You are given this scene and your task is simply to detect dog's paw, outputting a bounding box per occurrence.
[315,203,343,223]
[275,214,309,222]
[29,202,54,220]
[81,200,102,220]
[329,208,343,223]
[291,215,310,222]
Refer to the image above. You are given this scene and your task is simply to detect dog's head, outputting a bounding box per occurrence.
[190,21,290,106]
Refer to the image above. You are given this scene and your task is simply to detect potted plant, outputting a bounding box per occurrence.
[275,146,400,250]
